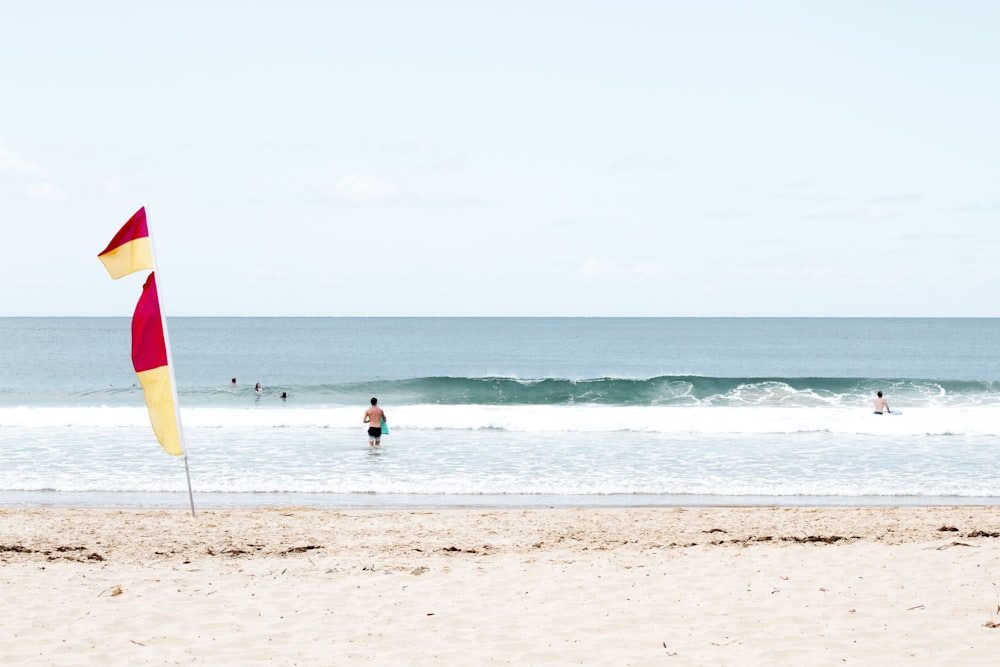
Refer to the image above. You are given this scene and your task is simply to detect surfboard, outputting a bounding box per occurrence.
[381,417,389,435]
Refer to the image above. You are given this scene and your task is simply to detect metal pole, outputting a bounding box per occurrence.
[146,215,196,517]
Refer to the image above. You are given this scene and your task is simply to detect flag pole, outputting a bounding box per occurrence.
[145,222,196,517]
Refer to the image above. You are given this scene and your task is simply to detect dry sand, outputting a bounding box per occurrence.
[2,506,1000,665]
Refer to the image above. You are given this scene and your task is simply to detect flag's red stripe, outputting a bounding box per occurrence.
[132,272,168,373]
[99,207,149,257]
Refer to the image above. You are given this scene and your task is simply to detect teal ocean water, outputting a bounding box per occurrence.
[1,317,999,508]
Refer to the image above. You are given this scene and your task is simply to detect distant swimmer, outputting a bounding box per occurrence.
[230,377,237,386]
[255,382,263,395]
[280,391,288,400]
[874,391,891,414]
[363,397,386,447]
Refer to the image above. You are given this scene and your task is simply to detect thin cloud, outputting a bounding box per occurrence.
[0,142,48,177]
[609,154,671,172]
[861,204,903,220]
[429,155,468,171]
[955,200,1000,213]
[777,181,839,203]
[581,259,662,281]
[285,143,322,152]
[896,231,978,243]
[709,209,750,219]
[868,193,919,204]
[107,175,126,195]
[333,172,400,202]
[803,205,900,222]
[379,139,435,155]
[779,191,840,203]
[377,140,466,171]
[26,183,65,200]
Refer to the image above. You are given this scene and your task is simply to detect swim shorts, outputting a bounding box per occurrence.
[368,427,382,438]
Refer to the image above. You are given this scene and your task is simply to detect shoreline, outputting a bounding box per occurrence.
[4,490,1000,511]
[3,506,1000,664]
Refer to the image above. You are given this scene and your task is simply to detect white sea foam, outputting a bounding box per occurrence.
[3,402,999,502]
[3,403,999,436]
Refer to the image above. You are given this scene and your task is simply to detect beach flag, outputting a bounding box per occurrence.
[98,208,195,512]
[97,207,154,279]
[132,272,183,456]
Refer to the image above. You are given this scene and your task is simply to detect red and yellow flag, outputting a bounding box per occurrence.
[97,207,154,279]
[132,272,183,456]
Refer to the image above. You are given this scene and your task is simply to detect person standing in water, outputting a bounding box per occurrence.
[363,397,386,447]
[874,391,891,414]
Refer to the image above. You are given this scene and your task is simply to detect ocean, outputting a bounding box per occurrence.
[1,317,999,508]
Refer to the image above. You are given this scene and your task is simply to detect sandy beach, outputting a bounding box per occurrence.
[2,506,1000,665]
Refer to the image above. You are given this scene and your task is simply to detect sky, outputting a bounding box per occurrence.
[2,1,999,316]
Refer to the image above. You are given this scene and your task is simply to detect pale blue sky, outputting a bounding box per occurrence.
[2,1,998,316]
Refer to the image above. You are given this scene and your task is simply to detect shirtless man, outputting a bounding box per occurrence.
[363,397,386,446]
[873,391,891,415]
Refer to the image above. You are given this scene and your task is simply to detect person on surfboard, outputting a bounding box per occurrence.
[873,391,891,414]
[364,397,387,447]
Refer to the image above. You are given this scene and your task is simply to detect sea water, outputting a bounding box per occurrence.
[1,317,999,508]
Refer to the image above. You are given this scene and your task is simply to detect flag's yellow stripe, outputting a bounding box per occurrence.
[135,365,183,456]
[98,237,153,280]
